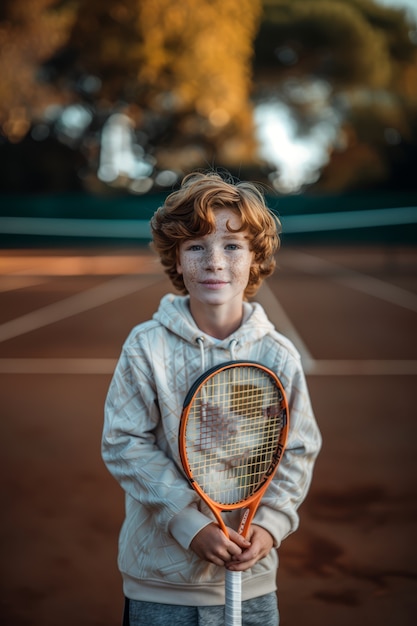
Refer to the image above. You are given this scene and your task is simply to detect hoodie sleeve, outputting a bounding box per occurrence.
[102,340,212,543]
[252,353,322,547]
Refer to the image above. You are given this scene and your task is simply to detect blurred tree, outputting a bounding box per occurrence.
[253,0,417,192]
[0,0,416,194]
[0,0,262,192]
[42,0,263,182]
[256,0,416,87]
[0,0,75,143]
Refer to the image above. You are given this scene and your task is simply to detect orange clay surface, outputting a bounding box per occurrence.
[1,244,416,626]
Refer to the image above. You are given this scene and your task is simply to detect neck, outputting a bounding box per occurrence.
[189,301,244,340]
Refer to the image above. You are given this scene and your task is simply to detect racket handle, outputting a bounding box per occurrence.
[225,569,242,626]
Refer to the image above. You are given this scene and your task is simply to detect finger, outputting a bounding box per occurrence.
[226,557,256,572]
[227,528,251,549]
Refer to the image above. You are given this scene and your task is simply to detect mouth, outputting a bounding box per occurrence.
[200,279,228,288]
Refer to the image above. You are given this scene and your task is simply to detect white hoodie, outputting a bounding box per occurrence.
[102,293,321,606]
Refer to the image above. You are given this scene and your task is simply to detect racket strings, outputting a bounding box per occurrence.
[185,366,285,505]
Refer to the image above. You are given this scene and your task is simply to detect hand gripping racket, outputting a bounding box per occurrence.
[179,361,289,626]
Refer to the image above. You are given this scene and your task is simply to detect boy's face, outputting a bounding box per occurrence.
[176,208,254,310]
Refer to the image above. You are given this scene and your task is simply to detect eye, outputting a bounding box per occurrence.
[225,242,244,250]
[186,244,203,251]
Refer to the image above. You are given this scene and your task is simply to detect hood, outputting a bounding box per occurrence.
[152,293,275,350]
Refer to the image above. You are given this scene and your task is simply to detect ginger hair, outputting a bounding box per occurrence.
[150,171,281,298]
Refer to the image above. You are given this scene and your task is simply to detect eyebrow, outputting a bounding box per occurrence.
[186,231,249,241]
[222,232,248,238]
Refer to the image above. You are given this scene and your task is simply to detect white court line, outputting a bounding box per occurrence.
[1,251,415,374]
[0,358,415,375]
[338,274,417,313]
[304,359,417,376]
[256,281,314,368]
[0,274,164,343]
[283,250,417,313]
[0,358,117,374]
[0,276,51,293]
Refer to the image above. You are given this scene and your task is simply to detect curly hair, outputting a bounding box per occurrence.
[150,171,281,299]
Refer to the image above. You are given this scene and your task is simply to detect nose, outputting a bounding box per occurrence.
[205,246,225,270]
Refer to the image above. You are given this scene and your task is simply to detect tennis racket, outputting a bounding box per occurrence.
[179,360,289,626]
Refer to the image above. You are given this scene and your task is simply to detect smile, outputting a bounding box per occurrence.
[200,280,228,288]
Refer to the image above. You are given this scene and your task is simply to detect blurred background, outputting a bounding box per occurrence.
[1,0,417,201]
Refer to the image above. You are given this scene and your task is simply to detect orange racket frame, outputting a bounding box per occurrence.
[179,360,289,539]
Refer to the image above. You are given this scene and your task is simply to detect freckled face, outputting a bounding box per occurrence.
[176,208,254,310]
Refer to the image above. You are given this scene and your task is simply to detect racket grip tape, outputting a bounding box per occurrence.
[225,569,242,626]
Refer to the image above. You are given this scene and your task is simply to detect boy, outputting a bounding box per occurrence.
[102,171,321,626]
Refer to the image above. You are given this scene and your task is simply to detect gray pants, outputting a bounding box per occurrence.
[123,593,279,626]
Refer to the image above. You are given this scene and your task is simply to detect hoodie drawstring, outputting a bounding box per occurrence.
[196,336,238,374]
[197,337,206,374]
[229,338,238,361]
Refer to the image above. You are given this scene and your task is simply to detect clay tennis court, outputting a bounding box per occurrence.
[1,243,416,625]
